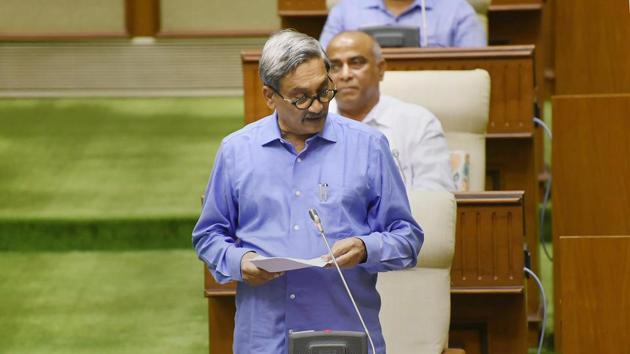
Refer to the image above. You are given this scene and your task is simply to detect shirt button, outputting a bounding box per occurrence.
[295,190,301,197]
[297,157,303,163]
[293,224,300,231]
[290,294,296,300]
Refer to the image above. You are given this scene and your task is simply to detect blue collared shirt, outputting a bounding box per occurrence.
[193,112,423,354]
[320,0,486,48]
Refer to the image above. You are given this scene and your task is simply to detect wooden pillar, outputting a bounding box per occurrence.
[125,0,160,37]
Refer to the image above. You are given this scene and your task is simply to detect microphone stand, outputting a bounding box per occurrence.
[308,208,377,354]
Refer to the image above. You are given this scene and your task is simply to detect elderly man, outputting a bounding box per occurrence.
[327,31,454,191]
[193,30,422,354]
[320,0,486,48]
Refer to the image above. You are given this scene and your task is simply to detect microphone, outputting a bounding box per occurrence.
[308,208,376,354]
[308,208,325,233]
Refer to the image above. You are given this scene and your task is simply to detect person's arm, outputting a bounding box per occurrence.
[192,141,251,284]
[452,1,486,47]
[319,1,346,48]
[356,134,424,273]
[409,112,455,191]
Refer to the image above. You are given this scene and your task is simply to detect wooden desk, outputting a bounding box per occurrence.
[277,0,545,49]
[242,46,541,322]
[277,0,327,39]
[203,192,528,354]
[276,0,547,104]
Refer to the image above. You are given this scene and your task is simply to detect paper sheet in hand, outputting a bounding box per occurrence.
[251,255,330,272]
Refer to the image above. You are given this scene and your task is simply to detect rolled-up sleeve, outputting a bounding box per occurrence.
[357,135,424,273]
[453,0,486,47]
[192,141,249,283]
[319,2,345,48]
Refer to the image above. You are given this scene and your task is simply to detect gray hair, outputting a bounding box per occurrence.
[371,36,383,61]
[259,29,331,90]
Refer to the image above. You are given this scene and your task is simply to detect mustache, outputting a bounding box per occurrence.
[303,111,326,120]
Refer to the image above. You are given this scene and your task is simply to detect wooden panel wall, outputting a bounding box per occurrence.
[555,0,630,94]
[552,95,630,235]
[552,94,630,352]
[559,236,630,354]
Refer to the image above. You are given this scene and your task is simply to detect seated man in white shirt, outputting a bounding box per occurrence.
[326,31,454,191]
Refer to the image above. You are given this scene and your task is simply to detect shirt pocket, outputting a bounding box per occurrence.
[307,183,367,239]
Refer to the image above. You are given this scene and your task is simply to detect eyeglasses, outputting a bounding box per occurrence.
[268,79,337,110]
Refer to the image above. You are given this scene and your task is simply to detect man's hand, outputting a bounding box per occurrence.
[240,252,284,286]
[322,237,367,268]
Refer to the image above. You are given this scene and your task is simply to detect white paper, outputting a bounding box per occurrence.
[250,255,331,272]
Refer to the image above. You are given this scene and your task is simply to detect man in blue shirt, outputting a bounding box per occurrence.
[320,0,486,48]
[193,29,423,354]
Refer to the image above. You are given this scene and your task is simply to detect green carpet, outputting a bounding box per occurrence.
[0,250,208,354]
[539,243,554,342]
[527,242,555,354]
[0,217,197,251]
[0,98,243,250]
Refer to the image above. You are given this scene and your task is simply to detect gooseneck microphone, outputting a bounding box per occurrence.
[308,208,376,354]
[308,209,325,233]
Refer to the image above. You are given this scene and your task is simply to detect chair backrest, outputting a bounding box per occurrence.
[376,190,457,353]
[380,69,490,191]
[326,0,491,40]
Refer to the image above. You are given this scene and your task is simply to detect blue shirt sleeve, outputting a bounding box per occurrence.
[452,0,486,47]
[192,141,250,284]
[356,134,424,273]
[319,1,346,48]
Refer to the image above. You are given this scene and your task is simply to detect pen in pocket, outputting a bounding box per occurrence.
[319,183,328,202]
